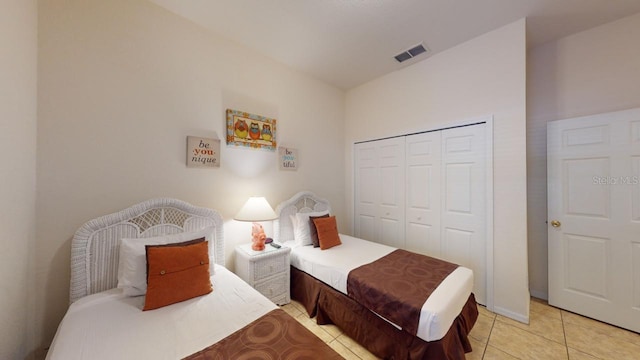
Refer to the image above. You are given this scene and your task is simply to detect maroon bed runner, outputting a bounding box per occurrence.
[347,249,458,336]
[183,309,342,360]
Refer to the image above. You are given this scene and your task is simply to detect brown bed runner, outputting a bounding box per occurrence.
[183,308,342,360]
[347,249,458,336]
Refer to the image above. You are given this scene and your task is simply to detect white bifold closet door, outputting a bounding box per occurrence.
[355,123,486,304]
[354,137,405,248]
[405,131,442,255]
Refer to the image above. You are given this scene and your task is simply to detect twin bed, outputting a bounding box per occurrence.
[46,198,341,360]
[47,193,477,360]
[275,191,478,359]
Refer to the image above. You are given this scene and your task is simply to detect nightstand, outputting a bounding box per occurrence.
[234,243,291,305]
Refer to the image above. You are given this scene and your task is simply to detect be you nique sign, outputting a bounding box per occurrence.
[187,136,220,168]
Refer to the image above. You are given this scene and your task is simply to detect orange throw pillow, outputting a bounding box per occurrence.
[313,216,342,250]
[309,213,330,248]
[143,240,212,311]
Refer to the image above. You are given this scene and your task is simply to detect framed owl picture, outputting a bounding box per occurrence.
[225,109,277,151]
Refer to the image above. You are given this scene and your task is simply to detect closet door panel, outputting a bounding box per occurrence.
[443,228,473,266]
[354,138,405,245]
[441,124,486,304]
[378,138,405,247]
[381,218,403,248]
[357,214,376,242]
[406,223,438,255]
[354,143,379,242]
[406,132,441,255]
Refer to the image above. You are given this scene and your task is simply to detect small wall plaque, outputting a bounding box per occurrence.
[279,147,298,171]
[187,136,220,168]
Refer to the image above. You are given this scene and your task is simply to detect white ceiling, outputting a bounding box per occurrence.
[149,0,640,90]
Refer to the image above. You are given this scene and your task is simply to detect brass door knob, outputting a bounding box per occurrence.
[550,220,561,228]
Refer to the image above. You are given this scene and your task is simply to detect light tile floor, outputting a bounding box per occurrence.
[281,297,640,360]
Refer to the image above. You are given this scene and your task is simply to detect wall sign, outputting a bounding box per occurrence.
[187,136,220,168]
[279,147,298,170]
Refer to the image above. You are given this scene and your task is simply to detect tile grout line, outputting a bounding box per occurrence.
[560,311,610,360]
[334,335,365,360]
[560,310,570,360]
[480,312,497,359]
[491,315,567,359]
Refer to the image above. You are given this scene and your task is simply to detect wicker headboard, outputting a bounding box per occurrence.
[274,191,331,243]
[69,198,224,304]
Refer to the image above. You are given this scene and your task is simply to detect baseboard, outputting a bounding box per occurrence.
[493,305,530,324]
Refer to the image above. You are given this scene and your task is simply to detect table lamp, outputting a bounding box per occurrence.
[234,196,278,251]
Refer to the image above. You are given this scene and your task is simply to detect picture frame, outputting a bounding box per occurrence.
[279,147,298,170]
[186,136,220,168]
[226,109,277,151]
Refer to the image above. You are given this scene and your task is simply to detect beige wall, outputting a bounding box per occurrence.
[345,19,530,321]
[36,0,345,353]
[0,0,38,359]
[31,0,640,354]
[527,12,640,299]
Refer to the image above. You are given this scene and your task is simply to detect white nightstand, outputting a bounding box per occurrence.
[234,243,291,305]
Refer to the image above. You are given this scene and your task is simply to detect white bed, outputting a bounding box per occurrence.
[47,265,277,359]
[46,198,341,360]
[285,234,474,342]
[274,191,478,360]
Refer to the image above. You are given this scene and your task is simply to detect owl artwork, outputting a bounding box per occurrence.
[261,124,272,142]
[249,122,261,140]
[234,119,248,139]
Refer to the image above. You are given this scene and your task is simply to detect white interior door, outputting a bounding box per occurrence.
[441,125,486,304]
[354,137,405,247]
[548,108,640,333]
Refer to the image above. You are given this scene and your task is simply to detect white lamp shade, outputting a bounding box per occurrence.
[234,197,278,222]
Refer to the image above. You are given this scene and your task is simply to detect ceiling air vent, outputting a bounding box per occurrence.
[394,44,428,63]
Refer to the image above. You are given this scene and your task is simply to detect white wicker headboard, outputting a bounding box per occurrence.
[69,198,224,304]
[274,191,331,243]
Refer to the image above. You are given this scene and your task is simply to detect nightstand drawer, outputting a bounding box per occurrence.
[255,273,288,299]
[253,256,287,281]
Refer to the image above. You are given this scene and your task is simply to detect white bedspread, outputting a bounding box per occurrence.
[46,265,277,360]
[286,234,474,342]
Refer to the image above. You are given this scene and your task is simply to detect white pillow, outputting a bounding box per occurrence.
[117,227,216,297]
[293,211,330,246]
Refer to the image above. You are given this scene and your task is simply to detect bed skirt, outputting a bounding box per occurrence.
[291,266,478,360]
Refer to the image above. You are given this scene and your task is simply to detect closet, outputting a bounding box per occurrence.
[354,122,488,304]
